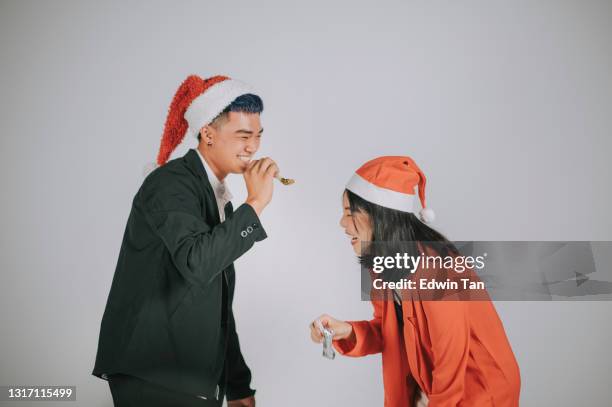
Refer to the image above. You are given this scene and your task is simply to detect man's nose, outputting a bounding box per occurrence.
[245,138,258,153]
[339,215,346,228]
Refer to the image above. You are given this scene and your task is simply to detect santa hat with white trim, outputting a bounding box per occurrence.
[346,156,436,223]
[147,74,256,171]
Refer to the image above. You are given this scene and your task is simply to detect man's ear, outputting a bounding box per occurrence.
[200,125,215,146]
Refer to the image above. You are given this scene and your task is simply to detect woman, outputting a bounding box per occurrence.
[310,156,520,407]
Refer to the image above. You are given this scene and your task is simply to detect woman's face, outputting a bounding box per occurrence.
[340,192,373,255]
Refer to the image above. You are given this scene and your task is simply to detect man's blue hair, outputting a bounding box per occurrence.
[224,93,264,114]
[198,93,263,140]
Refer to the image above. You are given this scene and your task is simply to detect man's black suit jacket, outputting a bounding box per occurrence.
[92,149,266,400]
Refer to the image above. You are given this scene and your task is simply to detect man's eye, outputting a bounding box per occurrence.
[241,136,249,140]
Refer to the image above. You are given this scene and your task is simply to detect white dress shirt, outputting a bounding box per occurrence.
[196,149,233,222]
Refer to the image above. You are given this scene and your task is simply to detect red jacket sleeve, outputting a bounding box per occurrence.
[333,300,385,356]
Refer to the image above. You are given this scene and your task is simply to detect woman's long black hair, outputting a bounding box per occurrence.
[346,189,458,279]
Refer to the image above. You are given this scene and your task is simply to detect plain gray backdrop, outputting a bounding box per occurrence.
[1,0,611,405]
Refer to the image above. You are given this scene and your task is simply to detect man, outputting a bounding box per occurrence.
[93,74,277,406]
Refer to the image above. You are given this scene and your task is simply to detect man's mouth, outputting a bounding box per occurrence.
[238,155,251,163]
[347,234,359,245]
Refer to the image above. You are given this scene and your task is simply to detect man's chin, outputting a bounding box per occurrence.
[242,161,252,171]
[232,162,249,174]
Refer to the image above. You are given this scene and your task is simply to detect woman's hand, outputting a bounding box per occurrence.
[310,314,353,343]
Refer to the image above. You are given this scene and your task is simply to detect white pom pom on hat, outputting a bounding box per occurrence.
[419,207,436,223]
[345,156,436,223]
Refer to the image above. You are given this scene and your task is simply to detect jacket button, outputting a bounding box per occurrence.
[240,231,248,238]
[246,226,253,233]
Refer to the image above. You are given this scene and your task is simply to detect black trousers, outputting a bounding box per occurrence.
[108,374,223,407]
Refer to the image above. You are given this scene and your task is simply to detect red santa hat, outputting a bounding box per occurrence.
[346,156,436,223]
[150,74,255,168]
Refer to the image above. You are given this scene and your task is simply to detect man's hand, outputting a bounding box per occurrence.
[244,157,278,216]
[228,395,255,407]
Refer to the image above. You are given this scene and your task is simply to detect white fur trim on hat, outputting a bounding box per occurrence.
[184,79,255,138]
[346,173,416,213]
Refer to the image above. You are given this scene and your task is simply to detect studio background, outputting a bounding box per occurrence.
[1,0,611,405]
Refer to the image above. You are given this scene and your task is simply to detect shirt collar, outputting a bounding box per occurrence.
[195,149,233,202]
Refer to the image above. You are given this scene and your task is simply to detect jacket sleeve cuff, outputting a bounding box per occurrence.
[237,203,267,242]
[333,323,358,355]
